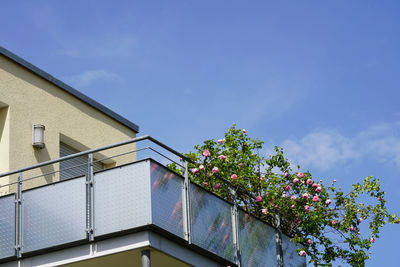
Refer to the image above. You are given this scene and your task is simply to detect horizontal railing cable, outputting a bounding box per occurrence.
[0,135,190,179]
[0,134,256,204]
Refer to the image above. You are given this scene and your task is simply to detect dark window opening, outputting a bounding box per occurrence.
[60,142,104,180]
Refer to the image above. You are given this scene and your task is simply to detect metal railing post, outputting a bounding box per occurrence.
[230,189,241,267]
[275,214,284,267]
[16,172,23,258]
[141,249,151,267]
[182,161,192,244]
[86,153,95,241]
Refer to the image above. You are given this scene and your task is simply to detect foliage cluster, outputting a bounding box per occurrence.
[169,125,399,266]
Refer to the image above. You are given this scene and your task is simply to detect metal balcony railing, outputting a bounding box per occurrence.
[0,135,306,267]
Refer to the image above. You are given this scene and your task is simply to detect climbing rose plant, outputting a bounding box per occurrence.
[168,125,399,266]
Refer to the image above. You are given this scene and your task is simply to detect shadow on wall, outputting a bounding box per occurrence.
[0,106,9,195]
[0,106,7,142]
[33,147,56,185]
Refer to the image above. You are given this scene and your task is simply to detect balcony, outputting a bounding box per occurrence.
[0,136,306,267]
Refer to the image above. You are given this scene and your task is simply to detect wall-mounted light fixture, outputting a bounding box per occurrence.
[32,124,45,149]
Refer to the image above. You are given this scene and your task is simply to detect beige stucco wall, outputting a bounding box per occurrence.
[0,54,137,193]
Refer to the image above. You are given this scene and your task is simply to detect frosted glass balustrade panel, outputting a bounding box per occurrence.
[239,210,277,267]
[282,233,306,267]
[150,162,184,238]
[23,177,87,253]
[0,194,16,259]
[94,161,152,236]
[190,185,235,262]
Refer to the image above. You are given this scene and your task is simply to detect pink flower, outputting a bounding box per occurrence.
[290,195,297,200]
[238,162,244,167]
[202,182,208,186]
[218,155,227,160]
[191,168,199,174]
[358,218,363,223]
[306,179,313,185]
[350,226,354,231]
[297,172,304,178]
[283,172,289,178]
[377,197,383,201]
[217,139,225,144]
[256,196,262,202]
[261,208,268,214]
[242,129,247,133]
[293,178,299,184]
[302,193,309,199]
[199,165,205,170]
[214,183,220,189]
[291,204,295,208]
[325,199,332,206]
[231,174,238,180]
[370,237,375,243]
[312,183,319,189]
[285,185,291,191]
[316,186,322,193]
[332,220,338,225]
[299,250,306,257]
[304,205,310,211]
[282,193,287,198]
[202,150,210,157]
[312,195,319,202]
[307,239,313,244]
[212,167,219,174]
[294,218,299,224]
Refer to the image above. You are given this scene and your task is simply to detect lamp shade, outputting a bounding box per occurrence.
[32,124,45,149]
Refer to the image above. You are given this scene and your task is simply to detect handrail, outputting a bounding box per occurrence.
[0,134,254,201]
[0,135,191,179]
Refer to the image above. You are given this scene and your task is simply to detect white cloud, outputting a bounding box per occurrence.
[280,122,400,170]
[59,37,137,58]
[282,130,359,170]
[359,122,400,167]
[31,5,137,59]
[65,70,120,88]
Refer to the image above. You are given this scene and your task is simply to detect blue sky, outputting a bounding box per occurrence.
[2,1,400,265]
